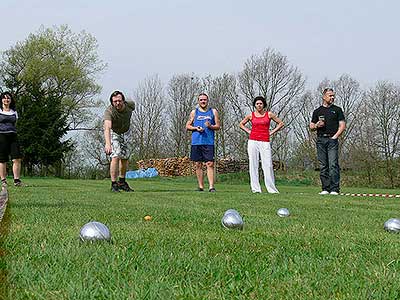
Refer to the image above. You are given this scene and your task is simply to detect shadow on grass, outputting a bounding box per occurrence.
[0,196,10,300]
[11,201,99,209]
[138,189,206,193]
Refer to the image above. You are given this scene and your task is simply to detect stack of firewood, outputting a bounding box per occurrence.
[216,159,248,173]
[137,157,196,177]
[136,157,284,177]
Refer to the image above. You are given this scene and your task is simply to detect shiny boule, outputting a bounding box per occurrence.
[277,208,290,217]
[384,218,400,233]
[221,209,243,230]
[223,209,240,217]
[79,221,111,241]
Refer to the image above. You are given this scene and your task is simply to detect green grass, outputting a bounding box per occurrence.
[1,176,400,299]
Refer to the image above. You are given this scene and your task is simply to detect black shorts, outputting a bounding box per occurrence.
[0,133,22,162]
[190,145,215,162]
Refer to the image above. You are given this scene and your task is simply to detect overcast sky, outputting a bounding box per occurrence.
[1,0,399,101]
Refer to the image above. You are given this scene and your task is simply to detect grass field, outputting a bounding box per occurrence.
[1,176,400,299]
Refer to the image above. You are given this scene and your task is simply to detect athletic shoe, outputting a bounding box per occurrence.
[209,188,216,193]
[111,183,120,193]
[319,190,329,195]
[330,191,339,195]
[14,181,27,187]
[197,187,204,192]
[1,180,7,189]
[118,181,134,192]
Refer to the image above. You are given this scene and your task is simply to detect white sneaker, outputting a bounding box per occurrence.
[330,191,339,195]
[319,190,329,195]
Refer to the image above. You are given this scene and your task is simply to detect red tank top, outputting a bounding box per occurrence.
[249,111,270,142]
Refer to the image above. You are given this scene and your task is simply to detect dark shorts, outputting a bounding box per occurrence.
[190,145,215,162]
[0,133,22,162]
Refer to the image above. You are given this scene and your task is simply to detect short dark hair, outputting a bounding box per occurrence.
[253,96,267,108]
[198,93,209,100]
[1,91,16,111]
[323,88,334,95]
[109,90,126,105]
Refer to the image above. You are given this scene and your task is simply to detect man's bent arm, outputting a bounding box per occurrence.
[332,121,346,139]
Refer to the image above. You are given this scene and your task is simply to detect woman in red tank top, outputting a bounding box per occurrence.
[239,96,284,193]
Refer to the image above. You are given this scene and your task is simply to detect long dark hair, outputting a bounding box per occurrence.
[1,92,16,111]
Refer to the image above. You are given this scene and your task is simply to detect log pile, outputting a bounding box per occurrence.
[137,157,195,177]
[216,159,248,174]
[137,157,284,177]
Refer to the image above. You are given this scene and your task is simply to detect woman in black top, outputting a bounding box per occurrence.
[0,92,25,188]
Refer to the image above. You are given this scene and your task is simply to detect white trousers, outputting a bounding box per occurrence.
[247,140,279,193]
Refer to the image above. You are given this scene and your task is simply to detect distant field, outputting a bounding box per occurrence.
[1,176,400,299]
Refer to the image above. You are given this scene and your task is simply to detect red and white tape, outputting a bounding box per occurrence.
[340,193,400,198]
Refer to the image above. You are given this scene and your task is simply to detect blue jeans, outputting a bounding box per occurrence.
[316,137,340,192]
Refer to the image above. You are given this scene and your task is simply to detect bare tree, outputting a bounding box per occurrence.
[238,48,305,121]
[289,91,318,168]
[82,120,109,165]
[237,47,306,164]
[202,74,240,158]
[365,81,400,187]
[346,103,379,184]
[130,75,166,160]
[166,74,202,157]
[317,75,363,157]
[290,74,362,170]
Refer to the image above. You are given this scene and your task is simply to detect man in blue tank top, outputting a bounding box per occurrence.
[186,93,220,192]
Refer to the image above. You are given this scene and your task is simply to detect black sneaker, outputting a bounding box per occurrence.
[111,183,120,192]
[118,181,134,192]
[196,187,204,192]
[209,188,216,193]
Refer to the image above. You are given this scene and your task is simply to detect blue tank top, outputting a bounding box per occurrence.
[191,108,215,145]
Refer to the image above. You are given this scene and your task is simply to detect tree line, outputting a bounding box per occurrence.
[1,26,400,187]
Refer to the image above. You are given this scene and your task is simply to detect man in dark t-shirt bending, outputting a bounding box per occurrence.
[104,91,135,192]
[310,88,346,195]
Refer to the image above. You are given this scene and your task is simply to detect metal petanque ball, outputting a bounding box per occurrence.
[384,218,400,233]
[223,209,241,217]
[277,208,290,217]
[221,209,244,230]
[79,221,111,242]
